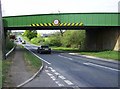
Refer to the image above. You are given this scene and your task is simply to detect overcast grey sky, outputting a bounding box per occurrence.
[1,0,119,16]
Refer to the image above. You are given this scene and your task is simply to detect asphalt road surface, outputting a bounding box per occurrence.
[23,42,119,88]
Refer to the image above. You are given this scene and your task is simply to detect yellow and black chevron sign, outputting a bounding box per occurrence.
[30,22,83,27]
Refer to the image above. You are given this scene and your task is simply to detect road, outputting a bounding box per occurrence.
[23,43,119,88]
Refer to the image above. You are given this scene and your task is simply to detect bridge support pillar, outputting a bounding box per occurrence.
[0,0,5,60]
[85,28,120,51]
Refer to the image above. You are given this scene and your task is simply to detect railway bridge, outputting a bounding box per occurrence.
[0,13,120,59]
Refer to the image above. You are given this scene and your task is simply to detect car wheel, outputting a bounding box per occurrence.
[39,51,42,54]
[37,50,39,53]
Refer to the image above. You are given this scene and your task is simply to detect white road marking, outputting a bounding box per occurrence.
[51,69,56,72]
[55,81,64,87]
[46,67,75,86]
[47,73,53,76]
[45,70,49,72]
[45,66,48,69]
[55,72,60,75]
[83,62,120,72]
[64,80,73,85]
[51,76,56,81]
[72,86,81,89]
[58,84,64,87]
[48,67,53,70]
[58,55,73,60]
[25,47,51,65]
[59,75,66,80]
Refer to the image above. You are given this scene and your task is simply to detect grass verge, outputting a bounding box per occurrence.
[2,53,13,87]
[23,46,42,72]
[51,46,79,52]
[79,51,119,61]
[0,60,2,88]
[52,46,119,61]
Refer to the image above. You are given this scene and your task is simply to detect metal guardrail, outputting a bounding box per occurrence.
[5,46,16,57]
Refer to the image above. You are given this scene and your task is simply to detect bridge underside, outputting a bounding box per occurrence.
[4,26,120,51]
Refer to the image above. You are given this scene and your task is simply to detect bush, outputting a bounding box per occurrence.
[61,30,85,49]
[23,30,37,40]
[5,38,15,53]
[31,37,44,45]
[44,34,62,47]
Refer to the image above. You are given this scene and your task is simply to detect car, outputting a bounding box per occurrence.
[22,41,26,44]
[37,45,51,54]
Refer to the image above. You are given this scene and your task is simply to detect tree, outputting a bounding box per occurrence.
[23,30,37,40]
[44,32,62,46]
[61,30,85,48]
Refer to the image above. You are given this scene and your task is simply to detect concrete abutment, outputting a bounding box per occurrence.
[85,28,120,51]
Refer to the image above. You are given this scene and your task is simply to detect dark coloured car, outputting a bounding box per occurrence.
[22,41,26,44]
[37,45,51,54]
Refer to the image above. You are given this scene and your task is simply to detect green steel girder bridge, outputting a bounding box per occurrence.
[1,13,120,54]
[3,13,120,30]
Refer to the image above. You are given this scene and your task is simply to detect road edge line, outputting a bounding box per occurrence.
[69,53,119,64]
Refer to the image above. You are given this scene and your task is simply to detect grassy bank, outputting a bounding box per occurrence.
[23,46,42,71]
[79,51,119,61]
[2,55,13,87]
[2,45,42,87]
[0,60,2,88]
[51,46,79,52]
[52,46,119,61]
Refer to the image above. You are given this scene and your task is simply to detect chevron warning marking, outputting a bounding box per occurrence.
[48,23,52,26]
[44,23,48,26]
[30,22,83,27]
[40,23,44,26]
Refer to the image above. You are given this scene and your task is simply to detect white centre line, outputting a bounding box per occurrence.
[58,55,73,60]
[83,62,120,72]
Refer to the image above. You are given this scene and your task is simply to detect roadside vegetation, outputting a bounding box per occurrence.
[5,30,15,53]
[2,53,14,87]
[5,38,15,53]
[79,51,119,61]
[52,47,119,61]
[22,30,119,61]
[0,60,2,88]
[2,30,15,87]
[2,45,42,87]
[23,46,42,72]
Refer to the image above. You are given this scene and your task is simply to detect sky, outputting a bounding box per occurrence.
[1,0,120,34]
[1,0,119,16]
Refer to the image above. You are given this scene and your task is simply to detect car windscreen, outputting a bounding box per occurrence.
[41,46,49,48]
